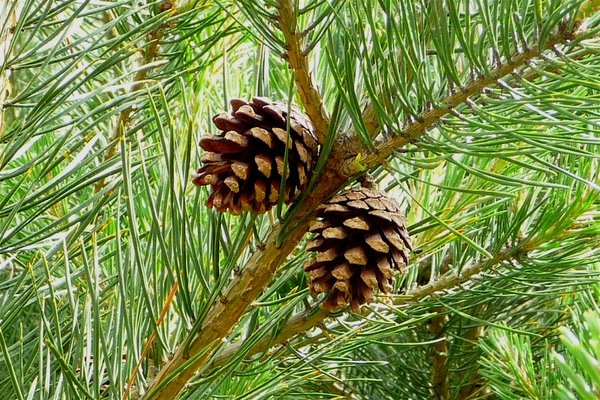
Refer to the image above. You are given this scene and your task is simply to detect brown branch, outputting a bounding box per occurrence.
[397,246,520,304]
[430,308,450,400]
[210,307,330,369]
[142,162,349,399]
[457,306,488,400]
[278,0,330,145]
[124,282,179,400]
[341,26,584,176]
[0,1,22,136]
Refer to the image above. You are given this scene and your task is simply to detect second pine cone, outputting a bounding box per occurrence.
[304,186,412,311]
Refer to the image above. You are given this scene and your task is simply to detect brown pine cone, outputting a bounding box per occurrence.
[193,97,318,214]
[304,186,412,311]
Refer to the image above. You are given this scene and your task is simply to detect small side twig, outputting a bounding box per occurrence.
[398,246,522,304]
[210,307,329,369]
[123,282,179,400]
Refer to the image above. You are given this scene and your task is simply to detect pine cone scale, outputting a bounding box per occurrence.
[250,127,274,148]
[306,238,324,251]
[231,162,250,180]
[262,105,287,125]
[255,154,272,177]
[212,115,246,133]
[199,136,244,154]
[332,263,352,279]
[344,246,368,265]
[322,226,347,240]
[343,216,370,230]
[224,176,239,193]
[365,232,389,253]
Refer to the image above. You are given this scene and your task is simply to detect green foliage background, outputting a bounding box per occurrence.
[1,0,599,399]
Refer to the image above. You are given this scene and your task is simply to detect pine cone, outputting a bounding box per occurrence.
[193,97,318,214]
[304,186,412,311]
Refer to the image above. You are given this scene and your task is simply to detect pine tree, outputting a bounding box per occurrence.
[1,1,599,399]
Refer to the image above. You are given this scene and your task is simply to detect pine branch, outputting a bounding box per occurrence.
[341,23,588,176]
[430,308,450,400]
[0,1,21,135]
[210,307,330,369]
[142,17,596,400]
[208,245,524,374]
[398,246,522,304]
[143,223,312,398]
[4,2,599,399]
[142,166,349,399]
[278,0,330,144]
[457,309,488,400]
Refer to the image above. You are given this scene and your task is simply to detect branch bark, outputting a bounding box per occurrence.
[430,308,450,400]
[210,307,330,369]
[0,1,22,136]
[278,0,330,145]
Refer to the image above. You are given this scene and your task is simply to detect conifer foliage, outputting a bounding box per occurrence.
[0,1,599,399]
